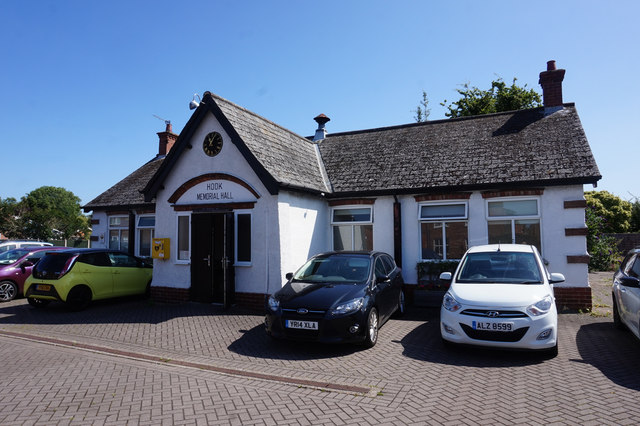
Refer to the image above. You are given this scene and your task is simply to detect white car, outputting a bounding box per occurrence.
[0,240,53,253]
[612,248,640,339]
[440,244,564,356]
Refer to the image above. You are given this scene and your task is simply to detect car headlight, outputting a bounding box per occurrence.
[267,295,280,312]
[527,295,554,316]
[443,292,461,312]
[330,297,364,316]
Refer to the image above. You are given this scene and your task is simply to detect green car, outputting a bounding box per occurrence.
[24,249,153,311]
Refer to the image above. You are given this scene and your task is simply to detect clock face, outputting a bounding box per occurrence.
[203,132,223,157]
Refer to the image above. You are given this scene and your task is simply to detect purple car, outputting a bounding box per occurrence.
[0,247,66,301]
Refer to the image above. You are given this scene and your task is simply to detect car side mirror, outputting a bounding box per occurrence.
[549,273,565,284]
[439,272,452,281]
[376,272,390,282]
[620,276,640,288]
[20,260,34,273]
[285,272,293,281]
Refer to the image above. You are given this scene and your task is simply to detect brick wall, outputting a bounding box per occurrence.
[607,233,640,254]
[150,286,190,303]
[235,292,266,311]
[554,287,592,311]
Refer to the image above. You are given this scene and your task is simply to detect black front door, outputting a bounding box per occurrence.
[191,212,235,306]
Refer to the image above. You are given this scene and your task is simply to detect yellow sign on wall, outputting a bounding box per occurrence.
[152,238,170,260]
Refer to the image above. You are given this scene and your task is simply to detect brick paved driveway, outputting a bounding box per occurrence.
[0,290,639,425]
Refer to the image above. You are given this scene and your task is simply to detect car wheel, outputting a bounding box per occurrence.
[66,286,92,311]
[613,296,625,330]
[27,298,50,308]
[393,290,405,318]
[363,307,379,348]
[0,280,18,302]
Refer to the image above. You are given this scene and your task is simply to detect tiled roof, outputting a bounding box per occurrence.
[86,99,600,212]
[83,157,163,211]
[211,94,329,193]
[317,105,601,195]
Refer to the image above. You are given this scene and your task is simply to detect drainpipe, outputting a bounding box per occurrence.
[128,211,136,256]
[393,196,402,267]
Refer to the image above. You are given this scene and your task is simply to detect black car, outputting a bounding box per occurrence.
[265,251,404,347]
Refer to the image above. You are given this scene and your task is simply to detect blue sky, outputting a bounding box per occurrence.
[1,0,638,206]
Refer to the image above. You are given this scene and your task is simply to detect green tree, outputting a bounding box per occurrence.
[0,197,22,238]
[585,191,632,234]
[20,187,89,241]
[414,90,430,122]
[441,77,542,118]
[630,198,640,232]
[585,206,621,271]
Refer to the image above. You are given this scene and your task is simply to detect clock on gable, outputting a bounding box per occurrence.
[203,132,223,157]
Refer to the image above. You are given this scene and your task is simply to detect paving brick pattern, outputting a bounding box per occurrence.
[0,293,639,425]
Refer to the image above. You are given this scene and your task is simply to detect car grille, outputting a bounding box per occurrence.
[460,324,529,342]
[281,308,326,319]
[461,309,528,318]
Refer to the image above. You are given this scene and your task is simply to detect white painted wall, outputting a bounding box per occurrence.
[151,113,276,292]
[89,211,108,248]
[396,185,589,288]
[540,185,588,287]
[275,192,327,293]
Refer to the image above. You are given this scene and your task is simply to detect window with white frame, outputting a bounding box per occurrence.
[235,212,251,265]
[177,214,190,262]
[332,207,373,251]
[487,198,541,252]
[108,216,129,252]
[419,203,468,260]
[137,216,155,258]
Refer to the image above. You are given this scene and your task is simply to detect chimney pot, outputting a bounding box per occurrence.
[547,60,556,71]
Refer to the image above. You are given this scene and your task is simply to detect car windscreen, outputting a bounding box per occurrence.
[456,251,543,284]
[0,249,32,265]
[293,255,371,283]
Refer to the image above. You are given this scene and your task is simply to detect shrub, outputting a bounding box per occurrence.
[586,206,621,271]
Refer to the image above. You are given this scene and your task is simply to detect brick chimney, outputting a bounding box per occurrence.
[157,122,178,156]
[539,60,566,114]
[313,114,330,141]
